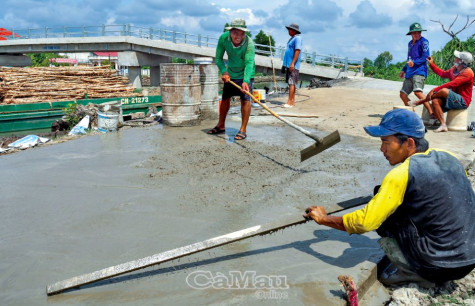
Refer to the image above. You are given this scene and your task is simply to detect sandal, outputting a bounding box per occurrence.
[234,131,247,140]
[207,126,225,134]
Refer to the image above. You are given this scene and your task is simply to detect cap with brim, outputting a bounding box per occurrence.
[285,23,301,34]
[364,109,425,138]
[406,22,426,35]
[364,125,399,137]
[225,18,249,32]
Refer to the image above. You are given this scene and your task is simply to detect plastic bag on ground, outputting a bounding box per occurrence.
[68,115,90,135]
[8,135,50,149]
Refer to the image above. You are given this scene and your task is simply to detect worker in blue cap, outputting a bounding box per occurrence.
[304,108,475,288]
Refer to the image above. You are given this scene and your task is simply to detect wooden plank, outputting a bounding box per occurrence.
[0,66,134,104]
[46,195,372,296]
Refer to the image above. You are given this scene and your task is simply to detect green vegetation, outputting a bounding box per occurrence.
[364,36,474,86]
[253,30,275,56]
[363,53,404,82]
[27,53,65,67]
[64,103,81,128]
[101,59,113,68]
[171,58,194,64]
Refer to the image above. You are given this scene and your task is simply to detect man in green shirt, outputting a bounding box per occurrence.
[207,18,255,140]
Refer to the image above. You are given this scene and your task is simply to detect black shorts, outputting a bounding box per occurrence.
[286,69,299,86]
[222,79,254,101]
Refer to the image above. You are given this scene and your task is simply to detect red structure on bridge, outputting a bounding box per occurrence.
[0,28,20,40]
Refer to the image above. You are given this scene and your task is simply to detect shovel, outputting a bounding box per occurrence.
[229,80,340,161]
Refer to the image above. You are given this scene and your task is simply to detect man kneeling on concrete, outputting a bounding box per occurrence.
[304,109,475,287]
[409,50,474,132]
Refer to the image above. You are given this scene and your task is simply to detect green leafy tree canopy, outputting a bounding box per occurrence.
[27,53,65,67]
[253,30,275,56]
[374,51,393,69]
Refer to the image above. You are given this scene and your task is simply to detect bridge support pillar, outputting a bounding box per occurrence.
[128,66,142,88]
[118,51,169,88]
[150,66,160,86]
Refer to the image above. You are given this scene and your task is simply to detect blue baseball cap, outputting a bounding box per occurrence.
[364,109,425,138]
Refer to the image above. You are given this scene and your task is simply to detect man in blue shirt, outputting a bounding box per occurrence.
[282,23,302,108]
[399,23,432,116]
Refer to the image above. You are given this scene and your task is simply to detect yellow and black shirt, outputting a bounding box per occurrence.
[343,149,475,279]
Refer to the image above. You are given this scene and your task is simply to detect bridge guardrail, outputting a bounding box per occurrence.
[4,24,363,74]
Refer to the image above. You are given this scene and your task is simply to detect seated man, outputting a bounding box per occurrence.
[409,50,473,132]
[304,109,475,287]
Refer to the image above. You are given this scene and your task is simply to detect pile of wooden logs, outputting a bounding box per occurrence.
[0,66,136,104]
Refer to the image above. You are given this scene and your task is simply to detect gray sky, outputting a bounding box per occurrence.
[1,0,474,62]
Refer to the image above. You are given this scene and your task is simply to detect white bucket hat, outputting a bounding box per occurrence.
[454,50,473,64]
[225,18,249,32]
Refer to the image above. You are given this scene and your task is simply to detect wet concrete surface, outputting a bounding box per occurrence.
[3,77,473,305]
[1,119,389,305]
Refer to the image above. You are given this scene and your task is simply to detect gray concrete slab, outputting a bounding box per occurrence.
[1,121,389,305]
[1,76,473,305]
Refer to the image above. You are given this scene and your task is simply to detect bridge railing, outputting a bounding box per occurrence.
[5,24,363,74]
[255,44,363,74]
[8,25,221,48]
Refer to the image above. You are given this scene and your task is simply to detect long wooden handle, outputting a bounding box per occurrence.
[228,80,322,142]
[267,34,277,91]
[46,195,371,296]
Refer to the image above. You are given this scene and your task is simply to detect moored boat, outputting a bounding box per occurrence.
[0,95,162,133]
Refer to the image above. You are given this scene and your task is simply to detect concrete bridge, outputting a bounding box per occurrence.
[0,25,363,87]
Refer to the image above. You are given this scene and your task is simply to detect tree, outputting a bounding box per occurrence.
[374,51,393,69]
[429,15,475,71]
[27,53,64,67]
[362,57,375,76]
[363,57,373,68]
[430,15,474,40]
[253,30,275,56]
[223,23,230,33]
